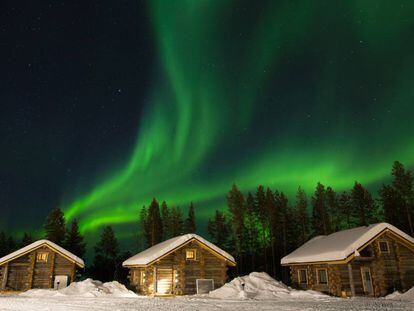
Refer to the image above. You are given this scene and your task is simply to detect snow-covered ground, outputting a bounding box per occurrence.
[0,273,413,310]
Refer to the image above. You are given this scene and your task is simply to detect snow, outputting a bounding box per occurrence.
[20,279,138,298]
[385,286,414,302]
[0,240,84,267]
[123,233,235,266]
[209,272,327,300]
[281,223,414,265]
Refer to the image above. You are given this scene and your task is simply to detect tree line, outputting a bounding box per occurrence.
[0,160,412,284]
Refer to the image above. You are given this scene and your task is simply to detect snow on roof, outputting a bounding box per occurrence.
[0,239,84,267]
[281,223,414,265]
[123,233,236,266]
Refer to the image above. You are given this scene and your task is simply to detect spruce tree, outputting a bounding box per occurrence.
[338,191,353,229]
[147,198,163,246]
[255,185,269,271]
[295,187,310,245]
[20,232,33,247]
[266,188,278,277]
[64,219,86,257]
[139,206,150,248]
[207,210,231,251]
[351,182,376,226]
[227,184,246,272]
[92,226,120,282]
[311,182,331,235]
[0,232,7,256]
[391,161,414,236]
[379,184,404,228]
[170,206,184,237]
[161,201,171,239]
[184,202,196,234]
[44,208,66,245]
[245,192,259,271]
[326,186,339,231]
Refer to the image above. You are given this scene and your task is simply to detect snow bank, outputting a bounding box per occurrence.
[209,272,327,300]
[385,286,414,301]
[21,279,138,298]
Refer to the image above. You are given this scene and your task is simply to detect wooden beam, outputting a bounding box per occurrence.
[49,252,56,288]
[28,253,36,289]
[347,263,355,297]
[70,262,76,284]
[153,266,157,294]
[1,263,9,290]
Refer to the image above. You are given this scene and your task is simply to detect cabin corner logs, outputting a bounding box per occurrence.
[0,244,82,291]
[126,240,231,295]
[287,230,414,297]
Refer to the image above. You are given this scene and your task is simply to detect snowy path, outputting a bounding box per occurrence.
[0,295,413,311]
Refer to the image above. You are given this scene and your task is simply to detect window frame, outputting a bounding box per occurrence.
[378,240,390,254]
[297,269,308,284]
[316,268,328,285]
[36,252,49,263]
[185,249,197,261]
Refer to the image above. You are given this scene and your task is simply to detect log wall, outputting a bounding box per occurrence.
[127,240,229,295]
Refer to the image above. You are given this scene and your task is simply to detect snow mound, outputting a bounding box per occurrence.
[385,286,414,301]
[209,272,327,300]
[21,278,138,298]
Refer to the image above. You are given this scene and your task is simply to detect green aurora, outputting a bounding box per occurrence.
[63,1,414,236]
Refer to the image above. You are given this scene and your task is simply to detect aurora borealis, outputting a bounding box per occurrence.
[1,1,414,243]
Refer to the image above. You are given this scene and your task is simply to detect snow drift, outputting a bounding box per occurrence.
[385,286,414,302]
[21,278,138,298]
[209,272,327,300]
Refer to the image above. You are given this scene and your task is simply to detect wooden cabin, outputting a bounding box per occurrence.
[281,223,414,297]
[0,240,84,291]
[123,233,236,295]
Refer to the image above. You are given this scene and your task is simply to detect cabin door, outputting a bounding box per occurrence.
[361,267,374,296]
[155,268,173,295]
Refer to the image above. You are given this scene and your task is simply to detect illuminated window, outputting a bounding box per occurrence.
[379,241,389,253]
[36,252,48,263]
[186,249,196,260]
[317,269,328,285]
[298,269,308,284]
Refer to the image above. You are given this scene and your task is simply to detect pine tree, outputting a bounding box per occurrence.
[311,182,331,235]
[147,198,163,246]
[92,226,120,282]
[207,210,231,251]
[391,161,414,236]
[338,192,353,229]
[44,208,66,245]
[326,186,339,231]
[170,206,184,237]
[255,185,269,271]
[64,219,86,257]
[379,184,404,228]
[139,206,150,249]
[351,182,376,226]
[184,202,196,234]
[161,201,171,239]
[227,184,246,273]
[266,188,278,277]
[20,232,33,247]
[295,187,309,245]
[245,192,259,271]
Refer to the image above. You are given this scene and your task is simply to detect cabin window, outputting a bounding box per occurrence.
[317,269,328,285]
[379,241,389,253]
[36,252,48,263]
[186,249,196,260]
[298,269,308,284]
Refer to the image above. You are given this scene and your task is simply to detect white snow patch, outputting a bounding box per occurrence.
[209,272,327,300]
[385,286,414,301]
[20,278,138,298]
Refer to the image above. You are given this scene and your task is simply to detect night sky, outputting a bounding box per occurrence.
[1,1,414,248]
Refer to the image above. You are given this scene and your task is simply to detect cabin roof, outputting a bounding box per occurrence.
[0,239,85,267]
[281,222,414,265]
[122,233,236,267]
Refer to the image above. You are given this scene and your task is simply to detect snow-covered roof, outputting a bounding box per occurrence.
[0,239,84,267]
[123,233,236,267]
[281,223,414,265]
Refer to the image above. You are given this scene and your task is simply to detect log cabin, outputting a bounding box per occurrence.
[0,240,84,291]
[123,233,236,295]
[281,223,414,297]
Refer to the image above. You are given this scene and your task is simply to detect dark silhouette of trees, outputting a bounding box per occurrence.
[44,208,66,245]
[64,219,86,258]
[184,202,196,234]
